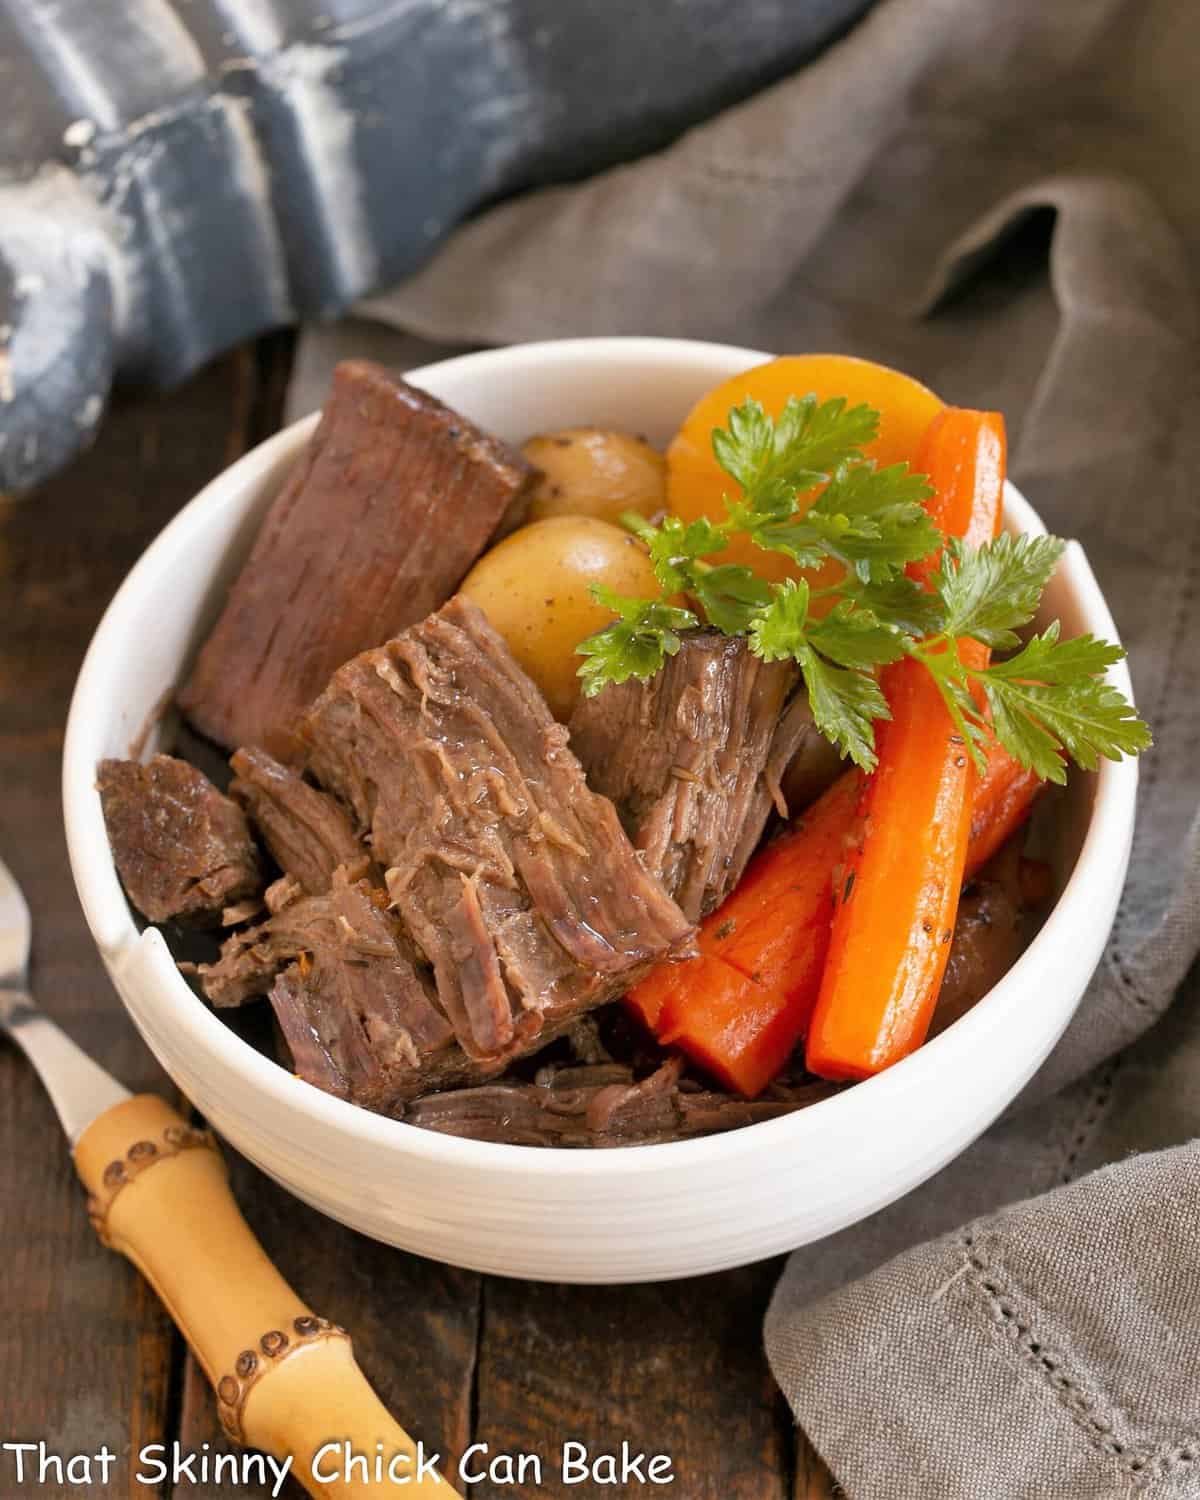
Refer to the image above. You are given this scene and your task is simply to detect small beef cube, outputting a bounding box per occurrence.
[179,361,534,757]
[98,755,261,926]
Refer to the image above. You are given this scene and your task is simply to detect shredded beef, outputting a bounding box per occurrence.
[399,1056,838,1147]
[301,596,694,1080]
[196,878,330,1009]
[98,755,261,926]
[230,745,367,893]
[179,361,534,757]
[568,631,829,920]
[265,867,456,1108]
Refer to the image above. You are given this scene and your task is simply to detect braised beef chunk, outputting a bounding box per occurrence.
[302,596,694,1078]
[264,867,456,1108]
[98,755,261,926]
[776,693,845,820]
[178,361,534,757]
[230,746,367,893]
[400,1057,838,1147]
[930,844,1035,1038]
[197,878,333,1008]
[569,631,822,921]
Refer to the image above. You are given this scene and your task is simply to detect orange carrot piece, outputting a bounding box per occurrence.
[805,408,1007,1083]
[703,772,863,961]
[966,735,1045,876]
[656,958,793,1099]
[639,771,862,1096]
[920,407,1031,878]
[909,407,1006,584]
[804,658,977,1081]
[625,737,1037,1096]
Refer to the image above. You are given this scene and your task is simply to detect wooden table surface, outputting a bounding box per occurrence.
[0,337,837,1500]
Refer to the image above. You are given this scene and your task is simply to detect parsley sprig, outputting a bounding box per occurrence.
[576,395,1150,782]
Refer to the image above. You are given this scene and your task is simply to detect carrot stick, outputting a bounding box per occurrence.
[625,731,1040,1098]
[966,734,1045,875]
[803,658,977,1080]
[920,408,1033,878]
[804,409,1007,1083]
[645,771,862,1096]
[909,407,1006,581]
[638,955,797,1099]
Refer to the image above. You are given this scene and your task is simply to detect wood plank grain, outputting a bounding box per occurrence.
[794,1429,842,1498]
[466,1260,792,1500]
[0,350,261,1499]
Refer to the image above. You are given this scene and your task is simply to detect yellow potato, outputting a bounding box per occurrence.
[522,427,666,526]
[459,516,662,720]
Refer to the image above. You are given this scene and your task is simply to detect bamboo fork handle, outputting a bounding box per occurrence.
[74,1095,460,1499]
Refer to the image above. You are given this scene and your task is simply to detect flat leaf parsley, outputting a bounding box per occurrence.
[576,395,1150,783]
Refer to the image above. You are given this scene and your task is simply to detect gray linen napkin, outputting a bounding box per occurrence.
[286,0,1200,1491]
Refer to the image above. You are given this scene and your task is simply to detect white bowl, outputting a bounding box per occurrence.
[63,338,1137,1283]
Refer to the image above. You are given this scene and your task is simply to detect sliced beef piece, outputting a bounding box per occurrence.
[98,755,261,926]
[568,631,827,921]
[302,596,694,1083]
[230,745,367,893]
[399,1057,838,1147]
[179,361,534,758]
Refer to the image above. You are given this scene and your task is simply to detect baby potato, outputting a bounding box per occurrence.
[460,516,662,720]
[522,427,666,526]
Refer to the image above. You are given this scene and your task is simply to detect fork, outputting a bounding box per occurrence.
[0,852,458,1498]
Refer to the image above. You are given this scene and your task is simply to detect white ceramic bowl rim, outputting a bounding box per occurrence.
[63,337,1138,1183]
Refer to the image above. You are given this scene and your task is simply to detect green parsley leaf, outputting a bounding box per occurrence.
[748,578,811,662]
[917,645,993,772]
[768,394,880,476]
[576,391,1149,786]
[797,646,890,771]
[576,587,698,696]
[690,564,775,635]
[710,397,777,493]
[807,601,908,669]
[638,514,728,594]
[749,584,897,768]
[844,574,947,637]
[970,624,1152,783]
[753,460,938,583]
[712,394,880,530]
[934,534,1065,649]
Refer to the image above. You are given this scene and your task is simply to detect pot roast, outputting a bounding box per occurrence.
[296,595,694,1092]
[569,631,836,921]
[98,755,261,927]
[99,368,1047,1146]
[229,745,369,894]
[178,360,534,758]
[399,1056,839,1148]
